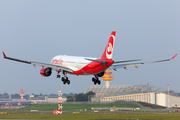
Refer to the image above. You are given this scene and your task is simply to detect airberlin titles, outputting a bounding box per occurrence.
[51,58,63,65]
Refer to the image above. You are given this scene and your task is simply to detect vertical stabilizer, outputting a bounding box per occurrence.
[101,31,116,59]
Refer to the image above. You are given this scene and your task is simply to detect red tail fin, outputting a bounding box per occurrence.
[101,31,116,59]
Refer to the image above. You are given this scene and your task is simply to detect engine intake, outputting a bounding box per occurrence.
[97,71,105,77]
[40,67,52,77]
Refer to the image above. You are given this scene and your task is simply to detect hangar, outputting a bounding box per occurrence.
[85,84,180,108]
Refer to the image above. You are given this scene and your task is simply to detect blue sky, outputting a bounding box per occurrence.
[0,0,180,94]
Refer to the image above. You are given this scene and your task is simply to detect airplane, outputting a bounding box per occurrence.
[2,31,177,85]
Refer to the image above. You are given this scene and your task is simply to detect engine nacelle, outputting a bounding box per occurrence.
[97,71,105,77]
[40,67,52,77]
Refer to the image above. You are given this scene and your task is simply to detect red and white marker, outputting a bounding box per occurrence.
[53,90,63,115]
[58,90,63,115]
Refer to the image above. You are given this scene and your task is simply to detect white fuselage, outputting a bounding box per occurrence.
[51,55,97,71]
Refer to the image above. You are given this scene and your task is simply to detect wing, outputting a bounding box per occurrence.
[110,54,177,71]
[2,52,74,73]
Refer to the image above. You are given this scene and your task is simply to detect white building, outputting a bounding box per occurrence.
[99,92,180,108]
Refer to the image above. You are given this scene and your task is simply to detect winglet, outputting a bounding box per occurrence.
[172,54,177,59]
[2,52,6,58]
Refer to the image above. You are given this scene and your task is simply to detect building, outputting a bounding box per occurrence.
[85,84,180,108]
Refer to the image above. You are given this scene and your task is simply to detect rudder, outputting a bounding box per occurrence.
[101,31,116,59]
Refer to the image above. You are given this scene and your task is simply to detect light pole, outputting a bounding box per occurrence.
[168,84,170,108]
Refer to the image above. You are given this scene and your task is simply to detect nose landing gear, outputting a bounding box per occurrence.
[57,75,60,78]
[56,71,60,78]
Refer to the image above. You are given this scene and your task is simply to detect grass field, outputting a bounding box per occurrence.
[16,103,139,111]
[1,112,180,120]
[1,104,180,119]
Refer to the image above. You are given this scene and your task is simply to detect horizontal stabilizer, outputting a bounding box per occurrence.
[85,58,107,66]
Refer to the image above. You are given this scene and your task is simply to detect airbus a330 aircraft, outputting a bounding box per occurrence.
[3,31,177,85]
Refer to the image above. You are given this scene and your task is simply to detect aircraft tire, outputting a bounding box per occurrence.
[94,82,96,85]
[63,79,66,84]
[62,77,65,81]
[67,80,70,85]
[92,77,95,82]
[98,80,101,85]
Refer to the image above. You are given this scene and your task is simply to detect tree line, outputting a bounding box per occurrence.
[66,91,95,102]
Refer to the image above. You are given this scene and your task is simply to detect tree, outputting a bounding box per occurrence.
[66,96,73,102]
[11,93,20,99]
[75,93,86,101]
[67,93,75,97]
[86,91,95,96]
[62,93,68,98]
[74,91,95,102]
[86,91,95,102]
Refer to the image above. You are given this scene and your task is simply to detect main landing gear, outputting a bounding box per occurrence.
[62,77,70,85]
[92,76,101,85]
[62,71,70,85]
[57,71,70,85]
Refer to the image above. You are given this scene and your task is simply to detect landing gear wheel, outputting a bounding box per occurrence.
[92,77,95,82]
[61,77,65,82]
[62,71,70,85]
[94,81,96,85]
[92,76,101,85]
[57,75,60,78]
[62,77,70,85]
[98,80,101,85]
[63,80,66,84]
[67,80,70,85]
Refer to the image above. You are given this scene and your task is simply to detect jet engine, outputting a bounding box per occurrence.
[40,67,52,77]
[97,71,105,77]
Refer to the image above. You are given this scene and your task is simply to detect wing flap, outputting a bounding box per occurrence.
[114,59,141,63]
[110,63,143,69]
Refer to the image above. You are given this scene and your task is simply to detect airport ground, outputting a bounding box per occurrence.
[1,103,180,119]
[0,103,139,111]
[1,112,180,120]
